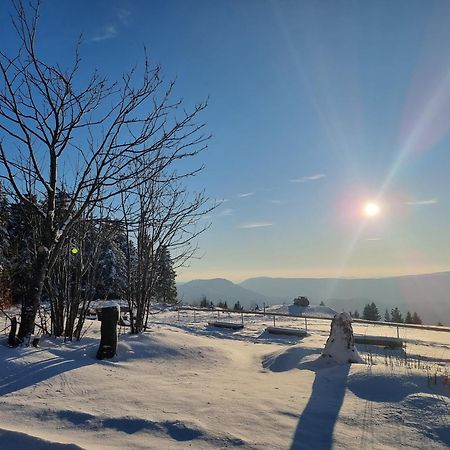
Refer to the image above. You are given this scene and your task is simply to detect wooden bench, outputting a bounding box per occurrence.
[354,335,404,349]
[265,326,307,337]
[208,321,244,330]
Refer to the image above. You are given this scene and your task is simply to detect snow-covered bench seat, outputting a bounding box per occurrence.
[354,335,404,349]
[265,326,307,337]
[208,321,244,330]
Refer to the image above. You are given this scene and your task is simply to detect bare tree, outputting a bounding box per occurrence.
[120,167,214,333]
[0,1,209,342]
[45,207,118,340]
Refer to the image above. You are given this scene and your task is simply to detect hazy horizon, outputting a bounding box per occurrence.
[178,268,450,284]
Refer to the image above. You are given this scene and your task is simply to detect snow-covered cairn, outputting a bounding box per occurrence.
[322,312,364,364]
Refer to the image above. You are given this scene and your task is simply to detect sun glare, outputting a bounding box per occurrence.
[363,202,380,217]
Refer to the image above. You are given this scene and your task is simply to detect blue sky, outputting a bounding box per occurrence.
[1,0,449,281]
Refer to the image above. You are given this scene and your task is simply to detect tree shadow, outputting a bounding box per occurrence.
[290,357,351,450]
[0,337,98,396]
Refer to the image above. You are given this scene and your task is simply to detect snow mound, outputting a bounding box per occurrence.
[266,304,337,317]
[348,372,423,402]
[117,331,226,364]
[262,347,321,372]
[322,312,365,364]
[0,428,83,449]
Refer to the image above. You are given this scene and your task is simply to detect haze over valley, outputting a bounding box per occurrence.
[178,271,450,325]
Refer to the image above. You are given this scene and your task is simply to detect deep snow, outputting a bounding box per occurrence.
[0,308,449,449]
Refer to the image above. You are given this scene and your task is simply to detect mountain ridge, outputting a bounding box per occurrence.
[178,271,450,325]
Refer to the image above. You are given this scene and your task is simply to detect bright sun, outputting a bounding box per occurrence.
[363,202,380,217]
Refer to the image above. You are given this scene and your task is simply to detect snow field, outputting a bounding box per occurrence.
[0,308,449,449]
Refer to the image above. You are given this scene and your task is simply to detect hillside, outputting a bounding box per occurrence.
[177,278,270,308]
[240,272,450,325]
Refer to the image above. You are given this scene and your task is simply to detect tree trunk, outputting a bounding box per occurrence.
[17,246,49,342]
[8,317,18,347]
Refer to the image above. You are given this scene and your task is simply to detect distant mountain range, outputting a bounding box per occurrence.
[177,271,450,326]
[177,278,271,308]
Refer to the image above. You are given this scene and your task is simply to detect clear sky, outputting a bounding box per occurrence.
[1,0,449,282]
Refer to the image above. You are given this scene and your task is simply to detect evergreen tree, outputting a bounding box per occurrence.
[0,188,11,307]
[0,187,9,268]
[200,296,208,308]
[154,246,177,304]
[7,196,42,305]
[352,310,360,319]
[363,302,380,321]
[411,312,422,325]
[233,301,243,311]
[405,311,413,324]
[96,221,129,300]
[384,309,391,322]
[390,307,404,323]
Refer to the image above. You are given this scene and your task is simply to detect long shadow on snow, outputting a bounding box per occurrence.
[290,356,351,450]
[262,346,351,450]
[0,337,98,396]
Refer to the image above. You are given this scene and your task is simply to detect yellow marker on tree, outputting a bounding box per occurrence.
[70,247,79,255]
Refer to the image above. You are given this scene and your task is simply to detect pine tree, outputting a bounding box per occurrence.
[405,311,413,324]
[0,187,11,308]
[363,302,380,321]
[233,301,243,311]
[0,187,9,268]
[411,312,422,325]
[390,307,403,323]
[352,310,360,319]
[199,296,208,308]
[7,196,42,305]
[96,221,129,300]
[154,246,177,304]
[384,309,391,322]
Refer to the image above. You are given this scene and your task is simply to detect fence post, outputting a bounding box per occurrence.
[194,311,196,323]
[241,312,244,325]
[263,303,266,316]
[305,317,308,333]
[396,326,399,339]
[273,315,276,326]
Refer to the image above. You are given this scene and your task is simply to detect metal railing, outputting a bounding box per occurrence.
[175,306,450,334]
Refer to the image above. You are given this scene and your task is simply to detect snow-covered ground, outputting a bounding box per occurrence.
[0,308,449,449]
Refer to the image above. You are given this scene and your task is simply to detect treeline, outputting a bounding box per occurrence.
[351,302,423,324]
[196,297,252,312]
[0,191,181,339]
